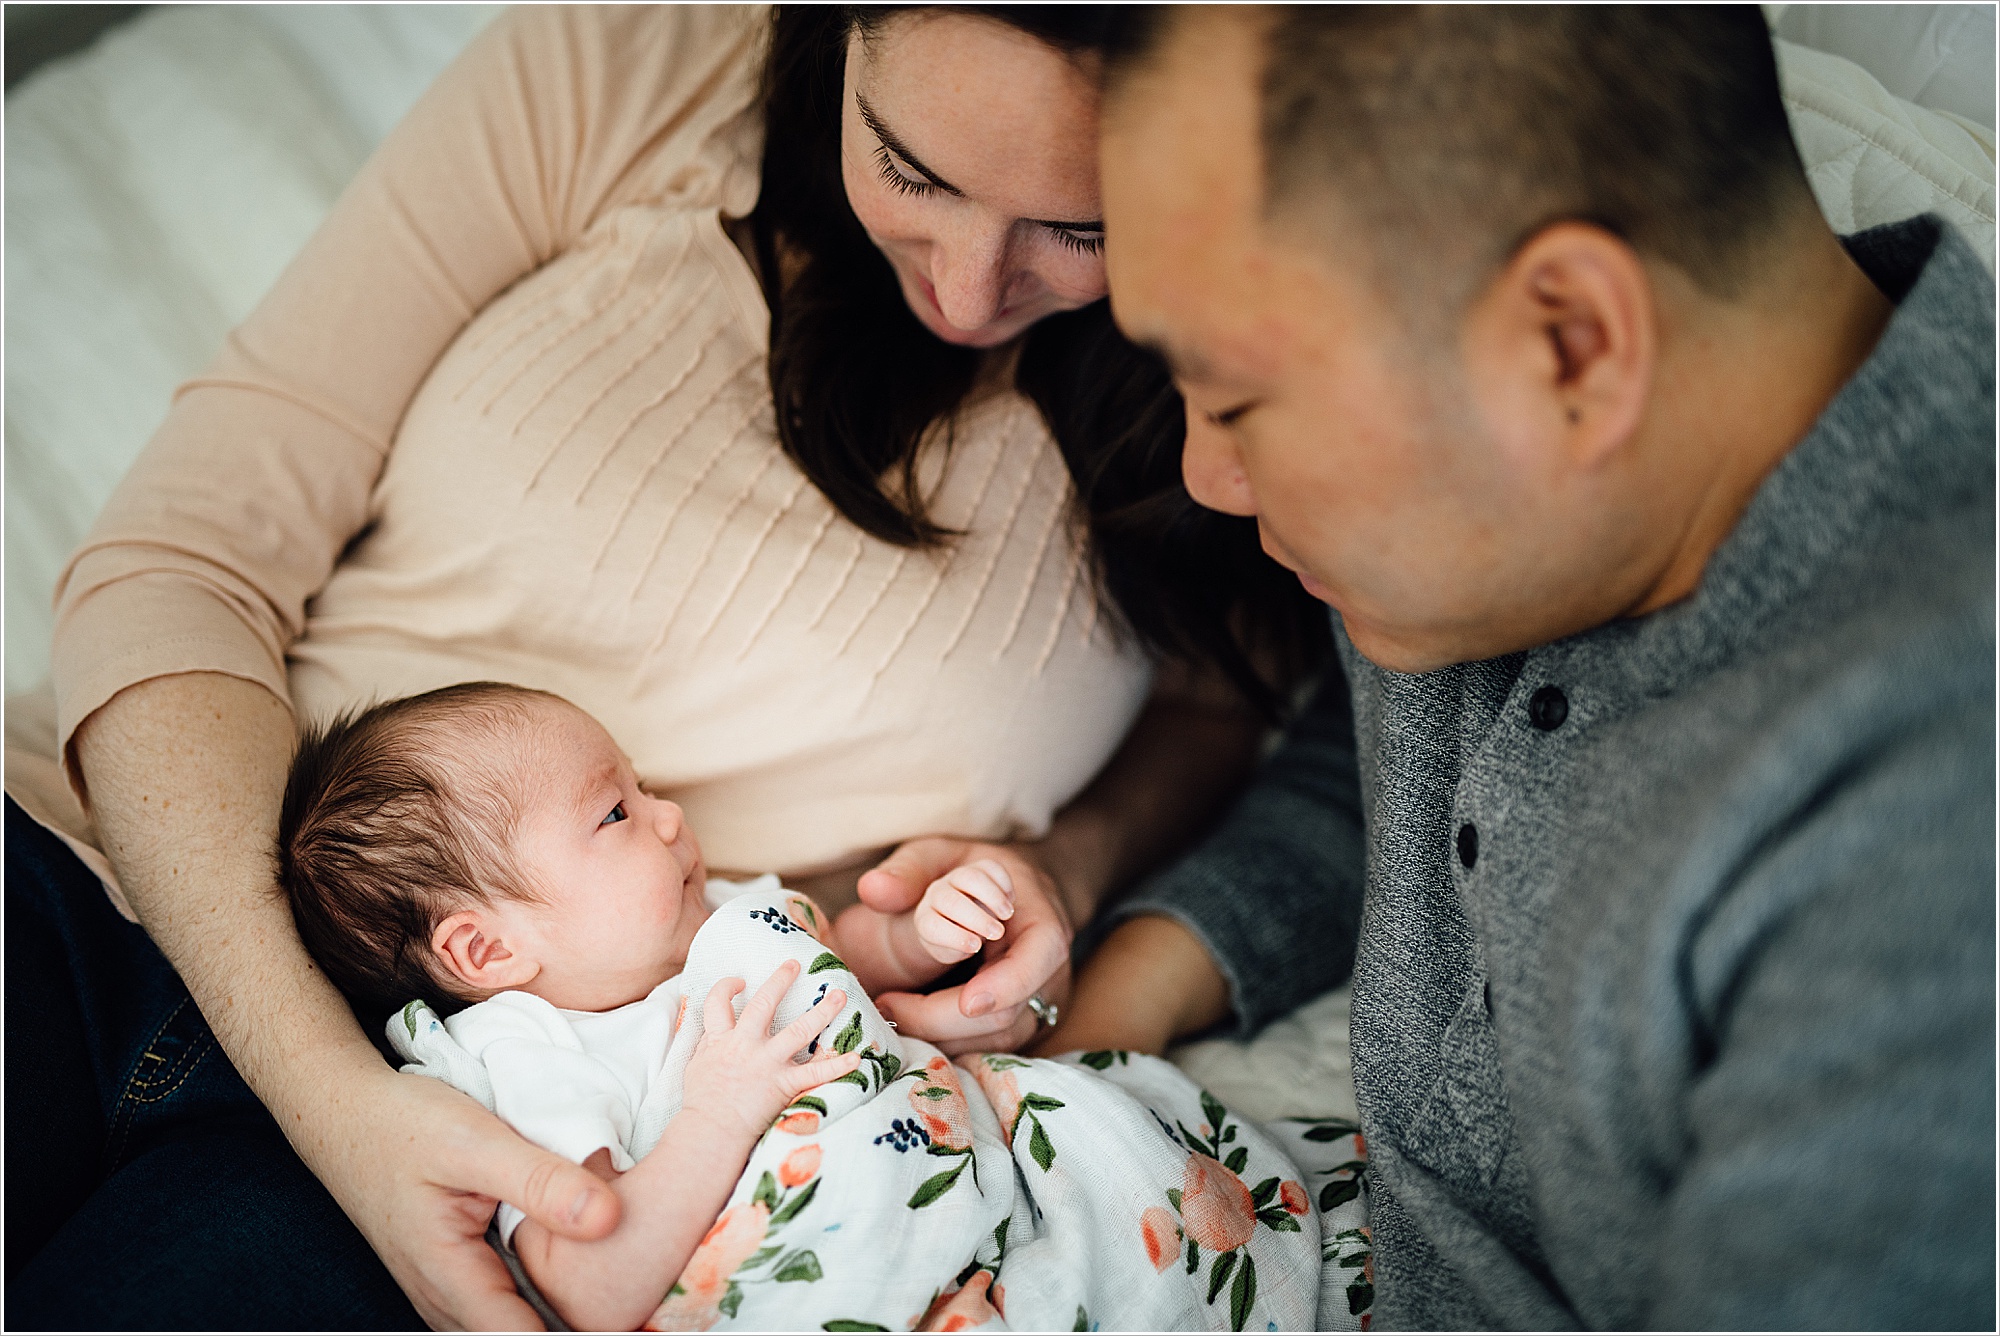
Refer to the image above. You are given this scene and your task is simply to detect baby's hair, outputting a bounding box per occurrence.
[278,681,562,1018]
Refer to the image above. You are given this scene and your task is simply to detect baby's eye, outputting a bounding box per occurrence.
[601,802,628,826]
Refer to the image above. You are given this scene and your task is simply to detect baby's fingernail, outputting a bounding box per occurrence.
[967,992,995,1017]
[567,1188,595,1223]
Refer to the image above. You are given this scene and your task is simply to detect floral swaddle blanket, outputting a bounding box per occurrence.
[395,883,1330,1331]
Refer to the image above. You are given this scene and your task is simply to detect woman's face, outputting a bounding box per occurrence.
[840,12,1108,350]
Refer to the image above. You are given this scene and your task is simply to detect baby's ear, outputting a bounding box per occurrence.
[432,909,537,991]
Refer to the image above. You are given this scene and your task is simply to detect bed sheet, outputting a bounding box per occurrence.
[5,5,1993,1134]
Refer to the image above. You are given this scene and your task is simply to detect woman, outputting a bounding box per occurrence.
[5,6,1324,1328]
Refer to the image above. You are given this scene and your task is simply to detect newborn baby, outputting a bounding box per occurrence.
[281,681,1324,1333]
[278,682,1021,1330]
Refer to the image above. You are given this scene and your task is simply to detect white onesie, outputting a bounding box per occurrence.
[386,874,856,1242]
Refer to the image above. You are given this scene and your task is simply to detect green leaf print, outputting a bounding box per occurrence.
[1229,1252,1257,1332]
[1320,1179,1360,1212]
[1166,1187,1183,1211]
[1224,1146,1249,1175]
[746,1244,783,1269]
[1028,1114,1056,1171]
[401,1001,421,1040]
[822,1323,889,1332]
[769,1178,820,1226]
[1077,1050,1125,1070]
[1073,1305,1090,1331]
[1249,1176,1279,1209]
[773,1250,823,1284]
[719,1281,744,1320]
[808,951,847,974]
[832,1011,865,1054]
[1347,1281,1375,1315]
[1207,1249,1238,1304]
[753,1171,779,1211]
[993,1218,1009,1259]
[907,1158,968,1209]
[1300,1121,1359,1142]
[1185,1236,1200,1274]
[833,1069,870,1089]
[983,1055,1031,1071]
[1200,1090,1228,1132]
[786,1095,829,1116]
[1259,1210,1302,1233]
[1020,1093,1066,1114]
[1337,1252,1368,1269]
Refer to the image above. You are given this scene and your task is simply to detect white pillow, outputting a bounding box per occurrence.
[3,10,1993,697]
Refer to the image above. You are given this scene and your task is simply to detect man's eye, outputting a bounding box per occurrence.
[601,802,628,826]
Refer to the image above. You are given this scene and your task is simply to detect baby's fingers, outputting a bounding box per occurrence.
[775,989,849,1052]
[933,884,1007,943]
[703,977,746,1032]
[786,1049,863,1093]
[741,959,802,1033]
[951,860,1015,920]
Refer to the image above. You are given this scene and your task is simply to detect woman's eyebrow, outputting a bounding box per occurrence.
[857,92,1102,232]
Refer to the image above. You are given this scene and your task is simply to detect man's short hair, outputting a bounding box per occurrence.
[1119,5,1815,306]
[277,682,556,1017]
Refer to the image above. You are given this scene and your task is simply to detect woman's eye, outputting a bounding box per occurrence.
[600,802,628,826]
[874,147,934,199]
[1048,227,1105,255]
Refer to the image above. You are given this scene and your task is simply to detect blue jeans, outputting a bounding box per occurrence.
[5,798,422,1329]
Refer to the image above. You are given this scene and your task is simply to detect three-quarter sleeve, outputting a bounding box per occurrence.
[1103,664,1369,1036]
[49,4,768,780]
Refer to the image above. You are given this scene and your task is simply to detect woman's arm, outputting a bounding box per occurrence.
[53,11,771,1326]
[857,676,1268,1053]
[76,672,622,1329]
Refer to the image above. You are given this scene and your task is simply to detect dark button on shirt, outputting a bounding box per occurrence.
[1457,822,1478,869]
[1528,685,1569,731]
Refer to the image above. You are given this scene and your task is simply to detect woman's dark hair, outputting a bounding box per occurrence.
[751,5,1328,716]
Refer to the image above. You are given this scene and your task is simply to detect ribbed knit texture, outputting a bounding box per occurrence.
[12,5,1152,913]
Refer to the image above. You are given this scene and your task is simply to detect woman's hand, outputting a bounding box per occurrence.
[859,838,1074,1055]
[319,1063,628,1331]
[678,964,861,1144]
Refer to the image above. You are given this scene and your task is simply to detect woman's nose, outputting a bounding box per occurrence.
[1181,408,1258,517]
[929,225,1013,332]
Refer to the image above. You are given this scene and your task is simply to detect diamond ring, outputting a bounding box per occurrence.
[1026,993,1060,1029]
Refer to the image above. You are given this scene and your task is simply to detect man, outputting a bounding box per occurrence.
[1052,6,1994,1328]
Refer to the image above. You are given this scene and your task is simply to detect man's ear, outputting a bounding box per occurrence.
[432,908,538,992]
[1460,220,1655,473]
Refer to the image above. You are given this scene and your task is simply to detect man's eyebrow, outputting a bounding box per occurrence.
[857,92,1103,232]
[856,92,963,197]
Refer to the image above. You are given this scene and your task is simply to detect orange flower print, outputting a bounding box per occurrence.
[1280,1180,1310,1215]
[962,1057,1022,1139]
[783,895,826,942]
[1353,1130,1367,1158]
[774,1108,820,1136]
[910,1057,973,1151]
[916,1268,1002,1332]
[675,994,689,1034]
[1140,1204,1181,1272]
[645,1200,769,1331]
[778,1144,821,1189]
[1180,1152,1257,1253]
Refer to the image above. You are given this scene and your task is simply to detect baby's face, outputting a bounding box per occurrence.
[499,701,710,1011]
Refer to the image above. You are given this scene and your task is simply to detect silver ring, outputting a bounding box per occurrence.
[1026,993,1060,1029]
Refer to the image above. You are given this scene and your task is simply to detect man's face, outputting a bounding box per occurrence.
[1102,12,1597,672]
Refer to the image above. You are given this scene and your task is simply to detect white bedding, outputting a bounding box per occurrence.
[5,5,1994,1123]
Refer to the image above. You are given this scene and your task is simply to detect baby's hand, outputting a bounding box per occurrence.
[679,961,861,1146]
[914,858,1015,966]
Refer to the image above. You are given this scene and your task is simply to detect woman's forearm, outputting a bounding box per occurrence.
[1036,913,1231,1056]
[1030,686,1265,923]
[515,1113,757,1331]
[73,673,389,1104]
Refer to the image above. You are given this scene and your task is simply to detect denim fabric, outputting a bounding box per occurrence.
[5,798,421,1330]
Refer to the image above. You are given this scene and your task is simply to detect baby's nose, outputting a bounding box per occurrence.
[653,798,685,840]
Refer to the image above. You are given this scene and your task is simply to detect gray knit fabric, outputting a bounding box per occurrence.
[1116,217,1995,1329]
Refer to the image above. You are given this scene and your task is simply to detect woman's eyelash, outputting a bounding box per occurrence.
[874,145,934,198]
[601,802,628,826]
[872,144,1103,255]
[1048,227,1104,255]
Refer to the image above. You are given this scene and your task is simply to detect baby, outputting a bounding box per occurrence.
[277,681,1021,1332]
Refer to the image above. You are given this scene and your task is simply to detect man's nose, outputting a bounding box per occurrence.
[930,224,1012,332]
[1181,408,1258,517]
